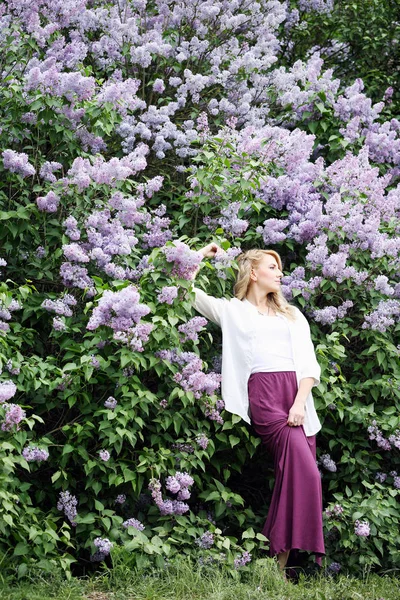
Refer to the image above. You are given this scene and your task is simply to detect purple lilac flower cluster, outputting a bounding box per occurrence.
[115,494,126,505]
[204,399,225,425]
[149,471,194,516]
[196,434,209,450]
[178,316,208,343]
[367,421,392,451]
[156,348,222,400]
[319,453,337,472]
[0,299,22,333]
[104,396,117,409]
[57,490,78,526]
[22,446,49,462]
[122,518,145,531]
[328,562,341,574]
[375,471,400,489]
[5,361,20,376]
[39,161,62,182]
[161,241,203,280]
[157,286,179,305]
[0,381,17,403]
[195,532,214,549]
[172,442,195,454]
[99,449,110,462]
[1,403,26,431]
[93,537,113,555]
[234,550,252,569]
[212,247,242,280]
[36,191,60,213]
[324,504,344,518]
[87,286,152,351]
[354,520,370,537]
[2,149,35,178]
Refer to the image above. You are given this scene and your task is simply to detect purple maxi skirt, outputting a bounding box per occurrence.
[248,371,325,565]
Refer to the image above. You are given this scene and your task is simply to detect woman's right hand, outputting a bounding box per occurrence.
[199,242,222,258]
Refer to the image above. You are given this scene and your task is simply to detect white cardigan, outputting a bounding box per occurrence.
[192,286,322,436]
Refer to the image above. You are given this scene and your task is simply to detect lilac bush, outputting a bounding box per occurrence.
[0,0,398,578]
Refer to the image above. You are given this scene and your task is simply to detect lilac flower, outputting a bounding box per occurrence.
[159,398,168,409]
[157,286,179,305]
[5,361,20,376]
[53,317,66,331]
[1,403,26,431]
[2,150,35,178]
[153,78,165,93]
[196,434,209,450]
[374,275,395,296]
[115,494,126,505]
[319,453,337,472]
[368,421,392,451]
[388,431,400,449]
[165,476,181,494]
[36,191,60,213]
[234,550,252,569]
[324,504,344,518]
[375,472,387,483]
[328,562,341,574]
[178,316,208,343]
[99,449,110,462]
[195,532,214,549]
[39,161,62,182]
[57,490,78,526]
[93,537,113,555]
[0,381,17,403]
[123,518,145,531]
[172,442,194,454]
[354,520,370,537]
[104,397,117,409]
[22,446,49,462]
[90,355,100,368]
[161,241,203,280]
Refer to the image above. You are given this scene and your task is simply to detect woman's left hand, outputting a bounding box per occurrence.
[287,401,305,427]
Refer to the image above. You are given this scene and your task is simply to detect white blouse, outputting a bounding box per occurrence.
[191,287,322,436]
[244,299,296,374]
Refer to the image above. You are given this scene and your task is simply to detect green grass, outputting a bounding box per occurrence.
[0,558,399,600]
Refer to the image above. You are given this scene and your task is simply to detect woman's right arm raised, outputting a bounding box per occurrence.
[190,242,226,327]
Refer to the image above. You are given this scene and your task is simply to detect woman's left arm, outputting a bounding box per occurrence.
[287,309,321,427]
[287,377,314,427]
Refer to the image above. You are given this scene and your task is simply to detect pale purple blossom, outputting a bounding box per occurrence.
[195,532,214,549]
[57,490,78,526]
[2,150,35,178]
[0,381,17,403]
[1,403,25,431]
[234,550,252,569]
[36,191,60,213]
[123,518,145,530]
[354,520,370,537]
[157,286,179,304]
[93,537,113,555]
[104,397,117,409]
[99,449,110,461]
[22,445,49,462]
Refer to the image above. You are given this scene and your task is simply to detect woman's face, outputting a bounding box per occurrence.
[250,254,283,294]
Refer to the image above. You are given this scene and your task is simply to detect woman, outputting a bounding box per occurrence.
[191,242,325,575]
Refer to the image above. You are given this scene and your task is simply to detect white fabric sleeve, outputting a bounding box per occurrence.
[191,287,226,327]
[295,308,321,386]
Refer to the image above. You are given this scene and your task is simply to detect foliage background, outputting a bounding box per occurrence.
[0,0,399,580]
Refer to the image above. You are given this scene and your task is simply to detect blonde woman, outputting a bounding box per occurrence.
[191,242,325,575]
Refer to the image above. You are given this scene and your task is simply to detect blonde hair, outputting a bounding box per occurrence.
[233,249,297,321]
